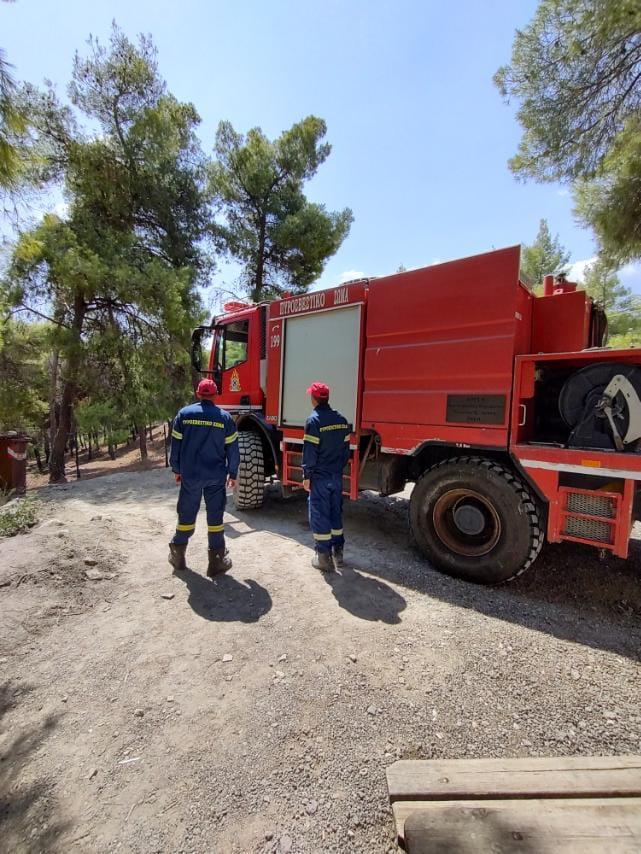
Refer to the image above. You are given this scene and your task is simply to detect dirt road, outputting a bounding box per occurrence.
[1,469,640,853]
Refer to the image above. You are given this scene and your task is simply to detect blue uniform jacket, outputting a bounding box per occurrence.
[302,402,351,479]
[170,400,240,486]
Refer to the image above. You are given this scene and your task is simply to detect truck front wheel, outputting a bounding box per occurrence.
[233,431,265,510]
[409,457,543,584]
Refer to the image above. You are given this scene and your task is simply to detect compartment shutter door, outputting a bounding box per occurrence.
[281,306,361,427]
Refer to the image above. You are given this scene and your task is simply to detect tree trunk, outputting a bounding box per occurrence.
[34,446,43,473]
[136,422,148,460]
[108,441,116,461]
[48,377,75,482]
[48,292,86,484]
[48,349,59,468]
[252,217,267,303]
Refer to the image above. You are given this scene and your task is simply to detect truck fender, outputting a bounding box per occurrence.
[236,412,280,475]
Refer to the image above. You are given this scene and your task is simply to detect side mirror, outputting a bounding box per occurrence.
[190,326,212,373]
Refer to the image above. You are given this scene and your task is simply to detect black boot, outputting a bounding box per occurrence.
[207,547,232,578]
[312,550,333,572]
[168,543,187,572]
[333,546,344,568]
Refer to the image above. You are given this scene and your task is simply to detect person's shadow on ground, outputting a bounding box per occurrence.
[174,567,272,623]
[323,562,406,624]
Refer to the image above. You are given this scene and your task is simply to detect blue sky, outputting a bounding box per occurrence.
[3,0,640,301]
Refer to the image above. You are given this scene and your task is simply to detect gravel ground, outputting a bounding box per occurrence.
[1,468,640,853]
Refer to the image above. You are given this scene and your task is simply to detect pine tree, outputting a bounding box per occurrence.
[520,219,570,287]
[5,26,208,481]
[210,117,352,301]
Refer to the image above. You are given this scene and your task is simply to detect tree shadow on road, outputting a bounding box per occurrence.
[323,563,406,624]
[0,680,69,851]
[174,568,272,623]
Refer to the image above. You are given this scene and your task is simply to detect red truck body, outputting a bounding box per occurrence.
[201,246,641,583]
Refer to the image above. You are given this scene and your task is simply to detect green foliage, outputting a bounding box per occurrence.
[581,258,641,345]
[495,0,641,181]
[574,118,641,265]
[2,24,354,460]
[0,496,38,536]
[496,1,641,263]
[0,314,49,433]
[520,219,570,287]
[0,48,26,191]
[4,26,209,475]
[209,116,352,301]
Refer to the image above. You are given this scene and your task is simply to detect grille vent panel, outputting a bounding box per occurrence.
[566,492,616,519]
[562,515,613,543]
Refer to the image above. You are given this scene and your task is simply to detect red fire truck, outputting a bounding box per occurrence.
[191,246,641,584]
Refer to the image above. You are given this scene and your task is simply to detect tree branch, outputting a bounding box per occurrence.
[12,304,71,328]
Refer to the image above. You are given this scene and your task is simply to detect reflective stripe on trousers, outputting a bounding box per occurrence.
[308,473,344,553]
[171,481,227,549]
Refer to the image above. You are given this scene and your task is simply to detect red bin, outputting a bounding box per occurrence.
[0,434,29,494]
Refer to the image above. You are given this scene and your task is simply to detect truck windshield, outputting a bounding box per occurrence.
[215,320,249,370]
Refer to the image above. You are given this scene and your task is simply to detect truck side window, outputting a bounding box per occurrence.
[223,320,249,370]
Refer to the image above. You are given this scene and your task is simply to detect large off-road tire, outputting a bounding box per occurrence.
[233,431,265,510]
[409,456,543,585]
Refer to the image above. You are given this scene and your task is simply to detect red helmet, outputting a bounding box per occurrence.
[306,381,330,400]
[196,378,218,398]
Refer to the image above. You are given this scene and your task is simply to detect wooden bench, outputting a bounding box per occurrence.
[387,756,641,853]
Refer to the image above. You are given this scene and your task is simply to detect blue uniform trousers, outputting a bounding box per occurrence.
[171,480,226,550]
[308,473,344,554]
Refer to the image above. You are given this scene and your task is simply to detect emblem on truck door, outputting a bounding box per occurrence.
[230,369,241,392]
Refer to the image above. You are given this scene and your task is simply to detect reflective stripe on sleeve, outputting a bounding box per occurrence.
[304,433,320,445]
[344,434,350,442]
[207,524,224,533]
[172,430,183,440]
[225,432,238,445]
[313,532,332,541]
[331,528,343,536]
[176,523,196,531]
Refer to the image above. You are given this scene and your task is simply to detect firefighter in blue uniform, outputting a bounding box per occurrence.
[168,378,240,577]
[302,382,351,572]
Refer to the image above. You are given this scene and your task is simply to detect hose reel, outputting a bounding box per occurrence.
[559,363,641,452]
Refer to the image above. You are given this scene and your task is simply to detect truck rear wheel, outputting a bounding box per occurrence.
[233,431,265,510]
[409,456,543,584]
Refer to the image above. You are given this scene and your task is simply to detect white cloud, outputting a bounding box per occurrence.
[567,257,641,289]
[567,256,597,283]
[53,201,69,218]
[556,188,570,197]
[338,269,366,283]
[619,262,641,279]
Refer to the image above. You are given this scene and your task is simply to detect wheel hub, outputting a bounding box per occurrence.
[453,503,486,536]
[432,488,501,557]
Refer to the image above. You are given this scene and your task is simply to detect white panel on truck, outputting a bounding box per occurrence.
[281,306,361,427]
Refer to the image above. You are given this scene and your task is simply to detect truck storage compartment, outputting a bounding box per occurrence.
[361,246,528,445]
[515,352,641,453]
[280,304,361,427]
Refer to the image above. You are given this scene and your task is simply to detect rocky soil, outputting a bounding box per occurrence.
[1,468,640,853]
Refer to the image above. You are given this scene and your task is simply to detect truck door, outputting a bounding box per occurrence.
[211,312,264,409]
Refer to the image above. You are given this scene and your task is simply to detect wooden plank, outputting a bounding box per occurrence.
[397,798,641,854]
[392,797,641,843]
[386,756,641,802]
